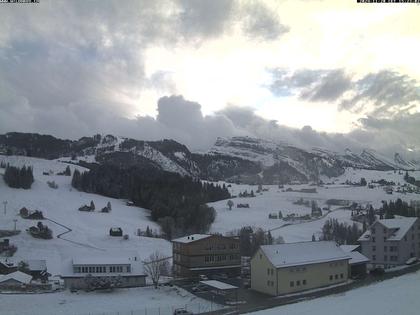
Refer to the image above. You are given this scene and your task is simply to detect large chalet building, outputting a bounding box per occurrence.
[358,217,420,269]
[172,234,240,277]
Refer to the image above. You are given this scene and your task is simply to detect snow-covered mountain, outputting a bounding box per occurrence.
[1,133,419,184]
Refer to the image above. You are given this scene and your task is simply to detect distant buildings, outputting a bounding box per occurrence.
[358,217,420,269]
[172,234,240,278]
[251,241,350,296]
[61,256,146,290]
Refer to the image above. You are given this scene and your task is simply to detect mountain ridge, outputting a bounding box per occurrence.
[0,132,418,184]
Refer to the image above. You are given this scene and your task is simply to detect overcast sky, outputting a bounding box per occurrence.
[0,0,419,157]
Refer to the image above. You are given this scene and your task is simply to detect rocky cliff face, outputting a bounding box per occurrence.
[1,132,418,184]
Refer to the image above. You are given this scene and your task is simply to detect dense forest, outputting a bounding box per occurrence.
[2,164,34,189]
[71,164,230,238]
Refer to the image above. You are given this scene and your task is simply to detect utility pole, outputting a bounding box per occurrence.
[3,200,7,215]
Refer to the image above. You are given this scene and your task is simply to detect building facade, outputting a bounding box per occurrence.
[251,242,350,296]
[61,257,146,290]
[172,234,240,277]
[358,217,420,269]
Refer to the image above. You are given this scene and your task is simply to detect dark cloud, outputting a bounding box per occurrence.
[339,70,420,117]
[269,68,351,101]
[241,2,289,41]
[270,68,420,118]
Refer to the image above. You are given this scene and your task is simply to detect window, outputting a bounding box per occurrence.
[290,281,294,287]
[404,236,407,241]
[383,228,387,234]
[259,254,262,259]
[340,273,344,279]
[335,274,338,280]
[329,275,333,281]
[372,237,376,242]
[303,280,307,285]
[296,280,300,286]
[372,246,376,251]
[384,255,388,261]
[267,268,270,275]
[372,255,376,261]
[384,237,387,242]
[267,280,270,286]
[384,246,387,252]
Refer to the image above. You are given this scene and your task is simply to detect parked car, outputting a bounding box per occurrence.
[173,308,193,315]
[406,257,418,265]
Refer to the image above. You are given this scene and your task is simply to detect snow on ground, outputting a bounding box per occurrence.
[249,270,420,315]
[0,286,217,315]
[0,155,171,277]
[208,168,420,242]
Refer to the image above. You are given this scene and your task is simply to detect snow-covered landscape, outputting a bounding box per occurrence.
[1,153,420,314]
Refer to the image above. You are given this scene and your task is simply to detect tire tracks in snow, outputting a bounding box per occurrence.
[45,217,105,251]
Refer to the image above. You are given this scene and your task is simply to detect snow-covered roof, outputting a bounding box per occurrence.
[24,259,47,271]
[200,280,238,290]
[347,251,369,265]
[339,245,360,253]
[260,241,350,269]
[61,256,145,277]
[73,257,131,265]
[172,234,212,243]
[358,217,418,242]
[0,271,32,284]
[0,258,18,268]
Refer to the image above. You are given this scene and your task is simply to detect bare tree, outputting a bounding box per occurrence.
[143,251,169,288]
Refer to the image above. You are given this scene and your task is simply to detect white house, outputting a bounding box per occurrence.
[358,217,420,269]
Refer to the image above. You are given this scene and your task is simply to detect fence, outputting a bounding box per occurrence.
[76,301,225,315]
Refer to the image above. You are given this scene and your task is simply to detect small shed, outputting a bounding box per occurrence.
[340,245,369,279]
[109,227,123,237]
[0,271,32,289]
[199,280,239,304]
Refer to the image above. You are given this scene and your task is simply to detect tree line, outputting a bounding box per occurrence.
[3,164,34,189]
[71,164,230,238]
[320,218,362,245]
[382,198,420,219]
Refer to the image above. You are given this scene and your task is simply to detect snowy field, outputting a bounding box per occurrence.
[0,155,171,276]
[209,168,420,242]
[249,270,420,315]
[0,285,217,315]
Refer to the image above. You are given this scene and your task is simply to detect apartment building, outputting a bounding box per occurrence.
[172,234,240,277]
[358,217,420,269]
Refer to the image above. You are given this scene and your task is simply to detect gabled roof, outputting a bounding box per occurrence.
[0,271,32,284]
[260,241,350,269]
[172,234,212,243]
[24,259,47,271]
[339,245,360,253]
[347,251,369,265]
[358,217,418,242]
